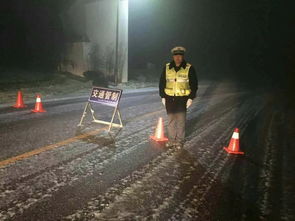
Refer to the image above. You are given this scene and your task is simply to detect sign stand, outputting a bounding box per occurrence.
[77,87,123,132]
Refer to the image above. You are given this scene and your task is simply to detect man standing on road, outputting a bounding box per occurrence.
[159,46,198,149]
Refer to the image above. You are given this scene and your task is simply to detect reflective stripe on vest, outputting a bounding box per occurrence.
[164,63,191,96]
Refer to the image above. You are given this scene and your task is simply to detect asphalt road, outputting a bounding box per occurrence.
[0,81,294,220]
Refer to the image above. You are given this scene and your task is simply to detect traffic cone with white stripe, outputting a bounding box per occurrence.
[31,94,46,113]
[150,117,168,142]
[224,128,244,154]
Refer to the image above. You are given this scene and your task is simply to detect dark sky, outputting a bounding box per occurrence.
[0,0,294,86]
[0,0,67,69]
[129,0,295,83]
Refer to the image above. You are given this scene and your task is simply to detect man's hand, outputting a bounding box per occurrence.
[162,98,166,106]
[186,99,193,108]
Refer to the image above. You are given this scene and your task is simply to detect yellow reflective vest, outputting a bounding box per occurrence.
[164,63,191,96]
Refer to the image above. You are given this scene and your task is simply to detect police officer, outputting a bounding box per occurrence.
[159,46,198,149]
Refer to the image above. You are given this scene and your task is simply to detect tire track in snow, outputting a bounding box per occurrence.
[68,97,256,220]
[156,98,261,220]
[66,109,237,220]
[0,94,235,220]
[88,97,263,220]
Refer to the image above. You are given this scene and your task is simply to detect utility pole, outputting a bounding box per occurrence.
[114,0,120,85]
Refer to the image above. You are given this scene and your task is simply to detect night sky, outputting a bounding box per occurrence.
[129,0,295,85]
[0,0,294,87]
[0,0,69,69]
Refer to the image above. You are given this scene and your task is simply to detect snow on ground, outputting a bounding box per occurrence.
[0,82,232,220]
[0,76,92,106]
[1,80,292,220]
[0,71,158,106]
[78,96,264,220]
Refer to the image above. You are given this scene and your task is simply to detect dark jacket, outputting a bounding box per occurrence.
[159,60,198,113]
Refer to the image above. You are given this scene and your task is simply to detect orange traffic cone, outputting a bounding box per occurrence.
[150,117,168,142]
[31,94,46,113]
[224,128,244,154]
[13,91,27,108]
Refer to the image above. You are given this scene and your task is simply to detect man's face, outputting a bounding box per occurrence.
[173,54,184,64]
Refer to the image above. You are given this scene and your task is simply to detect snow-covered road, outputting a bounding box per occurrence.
[0,81,293,220]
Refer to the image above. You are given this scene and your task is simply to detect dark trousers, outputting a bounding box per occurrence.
[167,111,186,144]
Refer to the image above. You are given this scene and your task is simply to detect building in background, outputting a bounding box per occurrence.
[59,0,128,83]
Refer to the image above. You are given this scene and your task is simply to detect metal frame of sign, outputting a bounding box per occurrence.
[78,87,123,132]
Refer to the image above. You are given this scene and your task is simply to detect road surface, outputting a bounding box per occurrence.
[0,81,293,220]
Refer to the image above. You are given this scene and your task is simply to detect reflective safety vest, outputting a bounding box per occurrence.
[164,63,191,96]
